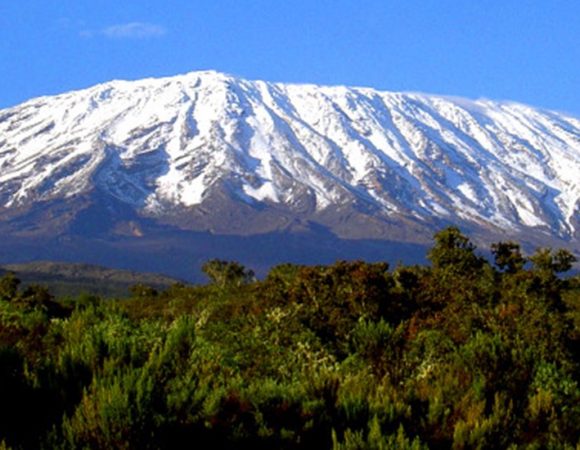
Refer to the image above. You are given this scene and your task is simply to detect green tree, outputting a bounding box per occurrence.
[129,284,158,298]
[21,284,53,305]
[0,273,20,301]
[530,248,577,275]
[202,259,255,288]
[428,227,484,275]
[491,241,525,273]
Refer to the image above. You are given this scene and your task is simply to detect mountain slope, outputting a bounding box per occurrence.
[0,71,579,277]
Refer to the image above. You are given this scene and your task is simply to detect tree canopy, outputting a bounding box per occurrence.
[0,227,579,449]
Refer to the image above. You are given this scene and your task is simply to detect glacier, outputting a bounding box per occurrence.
[0,70,579,246]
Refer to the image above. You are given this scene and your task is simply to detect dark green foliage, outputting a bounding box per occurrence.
[0,272,19,300]
[129,283,159,298]
[491,241,525,273]
[428,226,484,275]
[530,247,577,275]
[0,226,579,449]
[202,259,256,288]
[0,347,31,445]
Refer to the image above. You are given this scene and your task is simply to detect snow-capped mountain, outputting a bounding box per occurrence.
[0,71,579,275]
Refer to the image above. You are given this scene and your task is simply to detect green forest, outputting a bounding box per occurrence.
[1,227,579,449]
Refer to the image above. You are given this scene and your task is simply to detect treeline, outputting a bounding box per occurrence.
[0,227,579,449]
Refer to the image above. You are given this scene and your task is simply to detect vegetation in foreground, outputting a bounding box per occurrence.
[0,227,579,449]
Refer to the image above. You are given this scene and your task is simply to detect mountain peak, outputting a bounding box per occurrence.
[0,72,579,253]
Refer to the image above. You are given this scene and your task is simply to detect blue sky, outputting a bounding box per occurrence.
[1,1,579,116]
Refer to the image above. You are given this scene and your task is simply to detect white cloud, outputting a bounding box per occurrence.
[81,22,167,39]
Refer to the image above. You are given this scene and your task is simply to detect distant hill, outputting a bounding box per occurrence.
[0,261,184,298]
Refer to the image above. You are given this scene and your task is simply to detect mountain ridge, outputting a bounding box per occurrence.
[0,71,578,278]
[0,260,183,297]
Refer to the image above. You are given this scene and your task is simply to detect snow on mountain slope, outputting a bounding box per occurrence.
[0,71,579,242]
